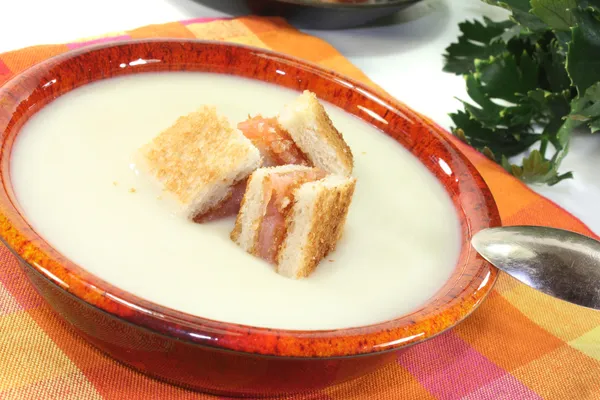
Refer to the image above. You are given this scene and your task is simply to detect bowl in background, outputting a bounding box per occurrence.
[0,39,500,397]
[245,0,423,29]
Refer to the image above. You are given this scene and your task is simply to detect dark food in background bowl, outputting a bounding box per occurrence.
[0,39,500,397]
[246,0,423,29]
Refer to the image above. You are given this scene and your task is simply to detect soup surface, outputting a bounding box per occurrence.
[11,72,461,330]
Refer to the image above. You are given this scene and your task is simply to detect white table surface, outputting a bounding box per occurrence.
[2,0,598,233]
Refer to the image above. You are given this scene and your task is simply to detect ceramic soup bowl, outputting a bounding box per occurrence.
[0,40,500,397]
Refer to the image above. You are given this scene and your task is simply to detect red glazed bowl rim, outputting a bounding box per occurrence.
[0,39,500,358]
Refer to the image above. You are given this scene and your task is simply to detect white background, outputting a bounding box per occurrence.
[2,0,598,233]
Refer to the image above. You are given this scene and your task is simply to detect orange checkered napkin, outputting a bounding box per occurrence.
[1,16,599,400]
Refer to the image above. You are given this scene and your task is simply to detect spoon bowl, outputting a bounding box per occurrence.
[472,226,600,310]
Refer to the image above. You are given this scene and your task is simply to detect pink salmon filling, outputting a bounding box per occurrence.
[237,116,311,168]
[194,116,313,222]
[256,168,327,264]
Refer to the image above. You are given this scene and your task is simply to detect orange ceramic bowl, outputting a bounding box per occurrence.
[0,40,500,397]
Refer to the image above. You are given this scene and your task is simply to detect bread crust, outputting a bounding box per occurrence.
[279,176,356,278]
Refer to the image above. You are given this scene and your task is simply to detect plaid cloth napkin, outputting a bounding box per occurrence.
[1,16,599,400]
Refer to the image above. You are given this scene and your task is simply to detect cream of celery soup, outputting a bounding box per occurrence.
[11,72,461,330]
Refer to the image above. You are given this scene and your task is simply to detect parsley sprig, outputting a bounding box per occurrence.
[444,0,600,185]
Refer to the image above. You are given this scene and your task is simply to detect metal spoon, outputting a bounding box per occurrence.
[471,226,600,310]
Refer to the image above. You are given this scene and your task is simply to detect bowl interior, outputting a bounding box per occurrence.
[0,39,500,358]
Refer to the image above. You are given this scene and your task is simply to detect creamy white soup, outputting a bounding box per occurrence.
[11,72,461,330]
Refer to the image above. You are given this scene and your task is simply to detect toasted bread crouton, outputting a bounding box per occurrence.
[231,165,356,279]
[277,91,353,176]
[278,174,356,278]
[140,106,261,220]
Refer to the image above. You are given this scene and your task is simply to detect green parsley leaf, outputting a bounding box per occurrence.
[444,0,600,185]
[530,0,577,32]
[483,0,549,31]
[590,118,600,133]
[450,111,540,157]
[443,18,514,75]
[501,150,573,185]
[568,82,600,134]
[579,0,600,13]
[567,7,600,96]
[476,51,538,102]
[569,83,600,120]
[536,38,571,91]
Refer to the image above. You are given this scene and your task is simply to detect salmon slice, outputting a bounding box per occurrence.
[238,116,311,167]
[194,117,312,223]
[257,168,327,264]
[193,180,247,223]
